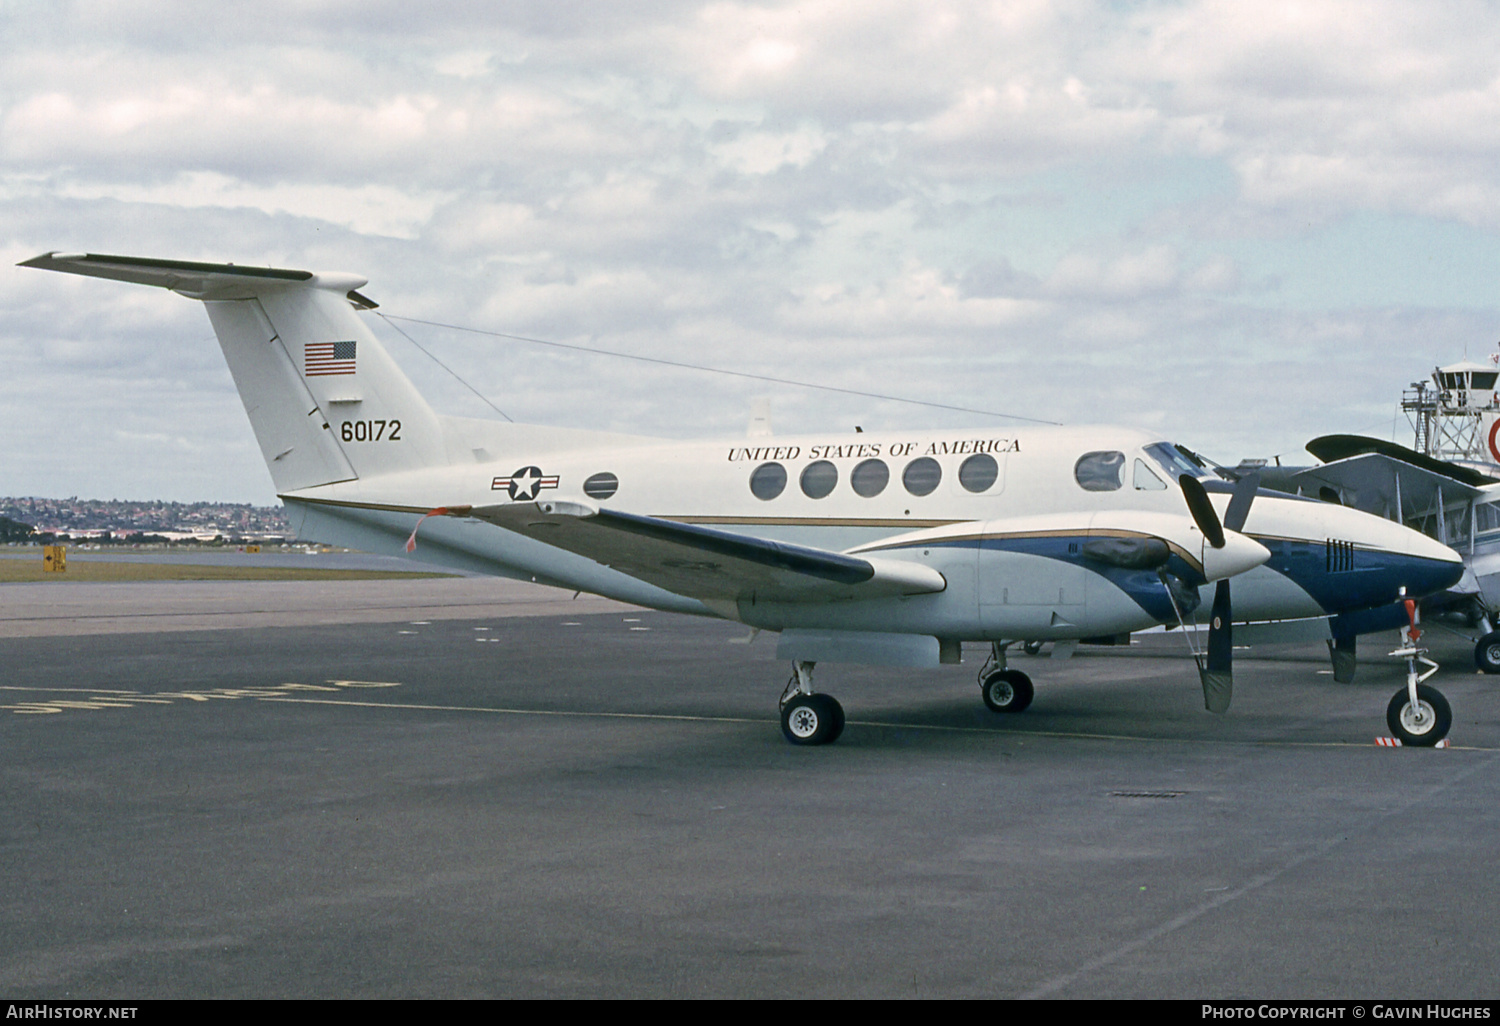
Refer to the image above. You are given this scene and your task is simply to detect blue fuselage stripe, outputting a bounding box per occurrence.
[913,535,1462,625]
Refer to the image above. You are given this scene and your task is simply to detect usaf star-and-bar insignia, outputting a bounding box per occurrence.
[492,466,560,501]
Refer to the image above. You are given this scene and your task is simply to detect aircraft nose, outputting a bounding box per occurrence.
[1355,514,1465,599]
[1409,539,1466,595]
[1201,530,1270,582]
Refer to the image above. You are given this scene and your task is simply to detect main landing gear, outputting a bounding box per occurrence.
[1386,594,1452,747]
[978,642,1034,714]
[1475,630,1500,675]
[1458,599,1500,673]
[778,661,845,746]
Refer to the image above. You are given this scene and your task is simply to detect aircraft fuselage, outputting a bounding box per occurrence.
[284,422,1463,641]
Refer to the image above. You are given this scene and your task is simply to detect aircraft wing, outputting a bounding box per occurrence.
[1281,434,1494,518]
[469,500,947,604]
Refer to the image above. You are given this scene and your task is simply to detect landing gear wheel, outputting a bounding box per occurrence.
[1022,640,1044,656]
[1386,684,1452,747]
[780,693,845,746]
[981,669,1034,714]
[1475,631,1500,674]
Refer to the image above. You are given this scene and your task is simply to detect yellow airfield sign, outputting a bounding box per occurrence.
[42,545,66,573]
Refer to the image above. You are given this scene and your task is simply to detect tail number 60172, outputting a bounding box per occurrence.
[340,419,401,442]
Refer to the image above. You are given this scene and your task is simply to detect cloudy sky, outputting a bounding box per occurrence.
[4,0,1500,505]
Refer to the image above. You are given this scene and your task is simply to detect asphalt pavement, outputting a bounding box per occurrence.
[1,577,1498,998]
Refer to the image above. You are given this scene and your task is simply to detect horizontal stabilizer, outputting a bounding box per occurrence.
[18,252,377,307]
[470,501,947,604]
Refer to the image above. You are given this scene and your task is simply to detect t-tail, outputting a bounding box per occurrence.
[21,252,444,492]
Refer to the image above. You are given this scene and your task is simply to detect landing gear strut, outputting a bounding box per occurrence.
[778,661,845,746]
[978,643,1034,714]
[1387,593,1452,747]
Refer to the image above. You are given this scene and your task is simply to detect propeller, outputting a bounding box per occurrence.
[1177,471,1261,714]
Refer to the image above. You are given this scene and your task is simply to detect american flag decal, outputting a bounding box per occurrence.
[305,340,357,376]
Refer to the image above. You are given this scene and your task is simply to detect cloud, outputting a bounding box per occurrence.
[712,126,827,175]
[47,173,451,239]
[3,2,1500,505]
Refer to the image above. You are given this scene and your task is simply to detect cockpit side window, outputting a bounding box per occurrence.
[1075,451,1125,491]
[1133,459,1166,490]
[1144,442,1212,482]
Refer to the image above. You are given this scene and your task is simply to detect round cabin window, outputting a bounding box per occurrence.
[958,453,998,493]
[749,462,787,500]
[850,458,889,497]
[582,472,619,500]
[800,460,838,499]
[902,457,942,497]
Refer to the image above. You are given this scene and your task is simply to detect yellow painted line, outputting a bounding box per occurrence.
[260,695,766,725]
[0,686,146,694]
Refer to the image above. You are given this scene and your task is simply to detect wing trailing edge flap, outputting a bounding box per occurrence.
[469,500,947,604]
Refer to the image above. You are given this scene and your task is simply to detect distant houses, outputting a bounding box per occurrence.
[0,497,292,544]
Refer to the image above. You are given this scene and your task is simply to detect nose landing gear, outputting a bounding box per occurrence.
[1386,594,1452,747]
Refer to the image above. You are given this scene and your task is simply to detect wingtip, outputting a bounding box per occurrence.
[19,252,87,269]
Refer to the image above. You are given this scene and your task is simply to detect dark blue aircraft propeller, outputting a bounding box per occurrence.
[1179,471,1261,714]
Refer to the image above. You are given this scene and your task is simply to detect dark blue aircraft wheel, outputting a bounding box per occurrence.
[780,693,845,746]
[982,669,1034,714]
[1475,632,1500,674]
[1386,684,1452,747]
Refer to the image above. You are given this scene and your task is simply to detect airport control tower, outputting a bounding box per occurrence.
[1402,357,1500,471]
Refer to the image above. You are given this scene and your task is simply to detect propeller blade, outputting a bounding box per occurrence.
[1179,474,1225,549]
[1200,579,1233,713]
[1222,471,1260,533]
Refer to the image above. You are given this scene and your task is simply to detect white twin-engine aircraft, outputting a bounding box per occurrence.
[24,252,1466,746]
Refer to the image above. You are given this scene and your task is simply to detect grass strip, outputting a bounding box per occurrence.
[0,561,458,584]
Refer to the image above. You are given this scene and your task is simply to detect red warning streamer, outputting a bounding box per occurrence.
[405,505,473,553]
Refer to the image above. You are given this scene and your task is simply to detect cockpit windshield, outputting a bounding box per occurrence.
[1145,442,1214,482]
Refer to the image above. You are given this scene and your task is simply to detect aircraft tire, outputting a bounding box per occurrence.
[981,669,1034,714]
[1474,632,1500,674]
[780,693,845,746]
[1022,641,1044,656]
[1386,684,1452,747]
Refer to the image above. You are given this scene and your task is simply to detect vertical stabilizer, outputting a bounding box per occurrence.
[20,253,447,493]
